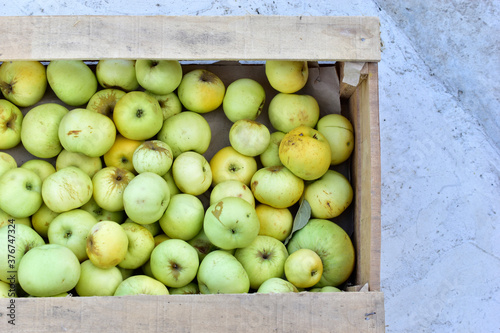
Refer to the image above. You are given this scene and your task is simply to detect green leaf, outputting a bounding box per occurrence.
[283,199,311,245]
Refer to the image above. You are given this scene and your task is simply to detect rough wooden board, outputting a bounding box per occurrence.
[0,15,381,62]
[0,292,384,332]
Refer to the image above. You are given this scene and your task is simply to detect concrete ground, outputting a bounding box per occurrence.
[2,1,499,332]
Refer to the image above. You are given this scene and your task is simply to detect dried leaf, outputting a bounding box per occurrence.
[283,199,311,245]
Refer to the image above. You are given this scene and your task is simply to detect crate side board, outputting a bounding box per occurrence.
[0,15,381,62]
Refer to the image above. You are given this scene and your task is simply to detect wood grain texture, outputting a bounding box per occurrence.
[0,15,381,62]
[0,292,384,332]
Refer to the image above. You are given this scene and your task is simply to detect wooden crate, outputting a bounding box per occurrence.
[0,16,383,332]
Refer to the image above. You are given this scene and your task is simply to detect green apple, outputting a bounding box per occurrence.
[141,259,154,278]
[80,196,126,223]
[250,166,304,209]
[31,203,60,239]
[265,60,308,94]
[113,91,163,140]
[257,277,298,293]
[284,248,323,288]
[287,219,355,287]
[0,223,45,284]
[117,266,135,281]
[154,233,170,247]
[41,166,93,213]
[150,238,199,288]
[0,208,31,229]
[234,235,289,290]
[204,196,260,250]
[162,168,180,197]
[168,282,200,295]
[58,108,116,158]
[47,209,98,262]
[159,193,204,241]
[197,250,250,294]
[0,280,14,298]
[146,91,183,121]
[103,134,143,174]
[86,221,129,269]
[135,60,182,95]
[17,244,81,297]
[114,275,169,296]
[56,149,103,178]
[92,166,135,212]
[0,168,42,218]
[210,179,255,208]
[47,60,98,106]
[75,259,123,296]
[260,131,285,167]
[316,114,355,165]
[279,125,331,181]
[123,172,170,225]
[309,286,342,292]
[132,140,173,176]
[118,221,155,270]
[222,78,265,122]
[141,220,161,237]
[0,60,47,107]
[209,146,257,187]
[268,93,320,133]
[20,103,69,158]
[229,119,271,157]
[0,152,17,178]
[303,170,353,219]
[0,99,23,149]
[157,111,212,158]
[177,69,225,113]
[188,228,218,261]
[171,151,212,196]
[86,88,127,118]
[255,204,293,242]
[20,159,56,183]
[96,59,139,91]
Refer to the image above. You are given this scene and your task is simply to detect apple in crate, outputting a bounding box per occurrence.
[177,69,225,113]
[0,208,31,229]
[0,152,16,178]
[96,59,139,91]
[209,179,255,208]
[80,197,126,224]
[103,134,143,173]
[260,131,285,168]
[135,60,183,95]
[21,159,56,183]
[229,119,271,157]
[169,282,200,295]
[284,248,323,289]
[114,275,169,296]
[0,99,23,150]
[86,88,126,118]
[268,93,320,133]
[159,193,205,241]
[118,221,155,270]
[132,140,173,176]
[75,259,123,296]
[0,168,42,218]
[18,244,81,297]
[223,78,266,122]
[92,166,135,212]
[171,151,212,196]
[316,114,355,165]
[265,60,308,94]
[0,281,13,298]
[255,204,293,242]
[56,149,103,178]
[86,221,129,269]
[210,146,257,187]
[31,203,59,239]
[0,60,47,107]
[146,91,182,121]
[257,277,298,294]
[47,60,98,106]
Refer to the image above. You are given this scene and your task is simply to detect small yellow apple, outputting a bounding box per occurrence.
[255,204,293,242]
[177,69,225,113]
[284,248,323,289]
[103,134,143,173]
[86,221,129,269]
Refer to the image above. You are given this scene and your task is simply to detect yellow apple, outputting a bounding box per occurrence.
[210,146,257,187]
[265,60,308,94]
[103,134,143,173]
[255,204,293,242]
[316,114,355,165]
[284,248,323,288]
[0,60,47,107]
[86,221,129,269]
[177,69,225,113]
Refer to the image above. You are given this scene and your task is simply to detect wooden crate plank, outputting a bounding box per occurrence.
[0,16,381,62]
[0,292,384,332]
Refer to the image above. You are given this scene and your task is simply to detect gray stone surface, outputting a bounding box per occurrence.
[1,1,498,332]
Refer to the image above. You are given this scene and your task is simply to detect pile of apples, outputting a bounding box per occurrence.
[0,59,355,297]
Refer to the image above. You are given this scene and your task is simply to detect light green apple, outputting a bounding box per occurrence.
[222,78,265,122]
[17,244,81,297]
[309,286,342,292]
[146,91,182,121]
[162,168,180,197]
[96,59,139,91]
[284,248,323,289]
[0,167,42,218]
[0,280,14,298]
[157,111,211,158]
[250,166,304,209]
[177,69,225,113]
[0,99,23,149]
[118,221,155,270]
[209,179,255,208]
[168,282,200,295]
[234,235,289,290]
[150,238,199,288]
[197,250,250,294]
[203,196,260,250]
[86,221,129,269]
[123,172,170,225]
[75,259,123,296]
[92,166,135,212]
[0,223,45,284]
[47,60,98,106]
[159,193,204,241]
[132,140,173,176]
[0,152,17,178]
[141,220,161,237]
[80,197,126,223]
[188,228,219,261]
[210,146,258,187]
[135,60,182,95]
[86,88,127,118]
[20,103,69,158]
[260,131,285,167]
[287,219,355,287]
[257,277,298,293]
[316,113,355,165]
[20,159,56,183]
[255,204,293,242]
[0,60,47,107]
[41,166,93,213]
[56,149,102,178]
[0,208,31,229]
[268,93,320,133]
[113,91,163,140]
[303,170,353,219]
[114,275,169,296]
[58,108,116,158]
[265,60,308,94]
[171,151,212,196]
[31,203,60,239]
[47,209,98,262]
[229,119,271,157]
